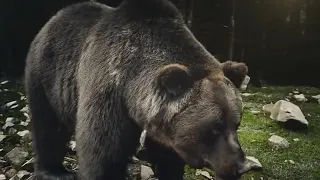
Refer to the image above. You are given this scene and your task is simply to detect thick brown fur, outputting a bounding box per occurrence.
[24,0,250,180]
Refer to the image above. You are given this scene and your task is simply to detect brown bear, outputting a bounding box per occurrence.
[24,0,252,179]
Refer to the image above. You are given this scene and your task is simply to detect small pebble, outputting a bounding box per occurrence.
[268,135,290,150]
[288,160,295,164]
[140,165,154,180]
[5,169,17,179]
[8,128,17,135]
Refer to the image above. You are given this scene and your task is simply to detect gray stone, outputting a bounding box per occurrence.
[69,141,76,151]
[288,160,295,164]
[268,135,290,150]
[240,75,250,91]
[293,94,307,102]
[10,105,19,110]
[245,156,262,169]
[5,147,29,167]
[5,117,19,124]
[17,170,30,179]
[195,169,213,179]
[263,100,308,126]
[0,135,6,142]
[311,94,320,100]
[17,131,32,143]
[19,121,29,127]
[293,138,300,142]
[250,110,260,115]
[140,165,154,180]
[5,169,17,179]
[5,101,17,108]
[8,128,17,135]
[19,106,29,113]
[0,80,9,85]
[2,122,14,130]
[293,91,299,94]
[242,93,255,97]
[0,174,6,180]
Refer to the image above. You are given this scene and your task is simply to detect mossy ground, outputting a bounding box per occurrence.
[1,79,320,180]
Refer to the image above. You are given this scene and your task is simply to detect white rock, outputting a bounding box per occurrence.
[268,135,290,150]
[20,96,26,100]
[0,174,5,180]
[288,160,295,164]
[18,130,32,142]
[131,156,139,163]
[238,156,263,174]
[262,100,308,126]
[2,122,14,130]
[0,135,6,142]
[293,138,300,142]
[10,104,19,109]
[19,121,29,126]
[69,141,76,151]
[311,94,320,100]
[293,94,308,102]
[8,128,17,135]
[20,106,29,113]
[242,93,255,97]
[17,130,30,137]
[140,165,154,180]
[246,156,262,169]
[293,91,299,94]
[195,169,213,179]
[5,169,17,179]
[5,147,29,167]
[0,80,9,85]
[250,110,260,115]
[5,101,17,108]
[240,75,250,91]
[6,117,17,124]
[318,99,320,105]
[17,170,30,179]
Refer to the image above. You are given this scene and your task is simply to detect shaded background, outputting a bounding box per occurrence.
[1,0,319,87]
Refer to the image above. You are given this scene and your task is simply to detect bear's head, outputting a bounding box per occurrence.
[143,61,252,179]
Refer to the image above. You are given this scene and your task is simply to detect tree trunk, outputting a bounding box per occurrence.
[170,0,194,28]
[184,0,194,28]
[228,0,235,61]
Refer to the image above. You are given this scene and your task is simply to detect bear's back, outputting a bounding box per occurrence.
[25,2,115,118]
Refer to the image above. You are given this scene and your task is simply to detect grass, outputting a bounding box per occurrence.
[1,79,320,179]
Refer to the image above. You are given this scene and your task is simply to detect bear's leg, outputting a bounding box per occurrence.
[145,138,185,180]
[27,83,75,180]
[76,99,141,180]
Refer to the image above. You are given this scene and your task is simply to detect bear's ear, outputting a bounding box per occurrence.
[221,61,248,88]
[157,64,194,97]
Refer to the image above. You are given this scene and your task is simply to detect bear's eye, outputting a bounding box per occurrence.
[202,128,221,146]
[211,129,220,135]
